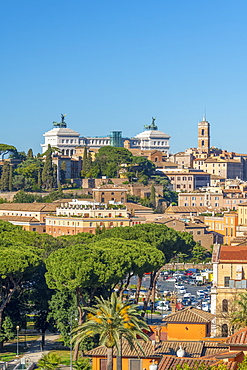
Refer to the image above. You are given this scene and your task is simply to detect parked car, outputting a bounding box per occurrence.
[197,290,205,296]
[175,283,184,289]
[156,303,170,311]
[178,288,186,295]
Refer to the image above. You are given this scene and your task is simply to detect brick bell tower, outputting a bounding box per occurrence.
[198,115,210,154]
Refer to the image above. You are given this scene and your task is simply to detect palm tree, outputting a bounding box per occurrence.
[37,353,61,370]
[72,292,150,370]
[231,292,247,329]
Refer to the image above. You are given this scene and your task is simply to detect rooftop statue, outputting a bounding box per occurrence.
[144,116,158,130]
[53,114,67,128]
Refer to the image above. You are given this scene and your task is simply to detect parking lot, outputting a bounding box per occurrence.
[130,268,212,315]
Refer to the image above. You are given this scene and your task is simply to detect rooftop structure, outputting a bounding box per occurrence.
[41,116,171,155]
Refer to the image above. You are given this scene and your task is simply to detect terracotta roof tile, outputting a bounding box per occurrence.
[219,245,247,262]
[165,206,212,214]
[86,339,226,359]
[0,216,40,223]
[162,307,215,323]
[225,327,247,344]
[0,203,57,212]
[158,357,216,370]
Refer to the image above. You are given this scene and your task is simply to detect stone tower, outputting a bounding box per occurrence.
[198,115,210,154]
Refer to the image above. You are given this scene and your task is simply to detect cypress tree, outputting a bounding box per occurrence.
[150,184,156,208]
[9,165,13,191]
[27,148,34,158]
[42,144,53,189]
[0,162,10,191]
[60,161,66,184]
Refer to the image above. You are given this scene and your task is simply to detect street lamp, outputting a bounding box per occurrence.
[16,325,20,357]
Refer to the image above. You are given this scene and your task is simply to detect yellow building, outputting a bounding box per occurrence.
[211,243,247,337]
[204,212,238,245]
[237,202,247,225]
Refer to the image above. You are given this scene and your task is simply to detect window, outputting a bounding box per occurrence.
[177,177,181,181]
[129,359,141,370]
[201,129,204,135]
[192,197,196,200]
[32,228,36,231]
[90,222,93,227]
[222,324,228,337]
[197,231,201,235]
[224,276,230,287]
[177,185,181,189]
[222,299,228,312]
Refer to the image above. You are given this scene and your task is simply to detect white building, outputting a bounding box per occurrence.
[41,115,171,155]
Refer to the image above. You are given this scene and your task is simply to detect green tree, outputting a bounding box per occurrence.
[12,174,25,191]
[27,148,34,158]
[231,292,247,329]
[42,144,53,189]
[0,144,17,160]
[0,162,10,191]
[96,224,195,312]
[8,165,13,191]
[72,292,149,370]
[150,184,156,208]
[191,243,207,263]
[37,353,61,370]
[0,244,40,346]
[60,161,67,184]
[73,359,91,370]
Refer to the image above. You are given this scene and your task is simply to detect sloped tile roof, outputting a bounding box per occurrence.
[86,340,225,359]
[225,327,247,344]
[0,216,40,223]
[158,356,216,370]
[165,206,209,214]
[0,203,57,212]
[162,307,215,323]
[219,246,247,262]
[158,356,238,370]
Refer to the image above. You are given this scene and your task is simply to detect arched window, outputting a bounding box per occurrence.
[201,140,205,147]
[222,299,228,312]
[222,324,228,337]
[202,129,204,135]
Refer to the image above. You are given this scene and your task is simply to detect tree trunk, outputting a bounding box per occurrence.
[73,293,84,361]
[107,347,113,370]
[116,338,122,370]
[41,328,45,350]
[135,276,142,304]
[142,268,163,316]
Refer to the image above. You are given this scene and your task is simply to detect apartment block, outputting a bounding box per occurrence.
[163,171,210,192]
[92,186,127,203]
[178,191,223,208]
[46,199,133,236]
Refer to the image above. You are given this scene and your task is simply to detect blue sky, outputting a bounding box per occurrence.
[1,0,247,154]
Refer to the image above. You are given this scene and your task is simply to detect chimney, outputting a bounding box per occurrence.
[154,326,161,343]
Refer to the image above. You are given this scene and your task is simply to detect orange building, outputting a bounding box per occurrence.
[160,307,215,341]
[86,338,228,370]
